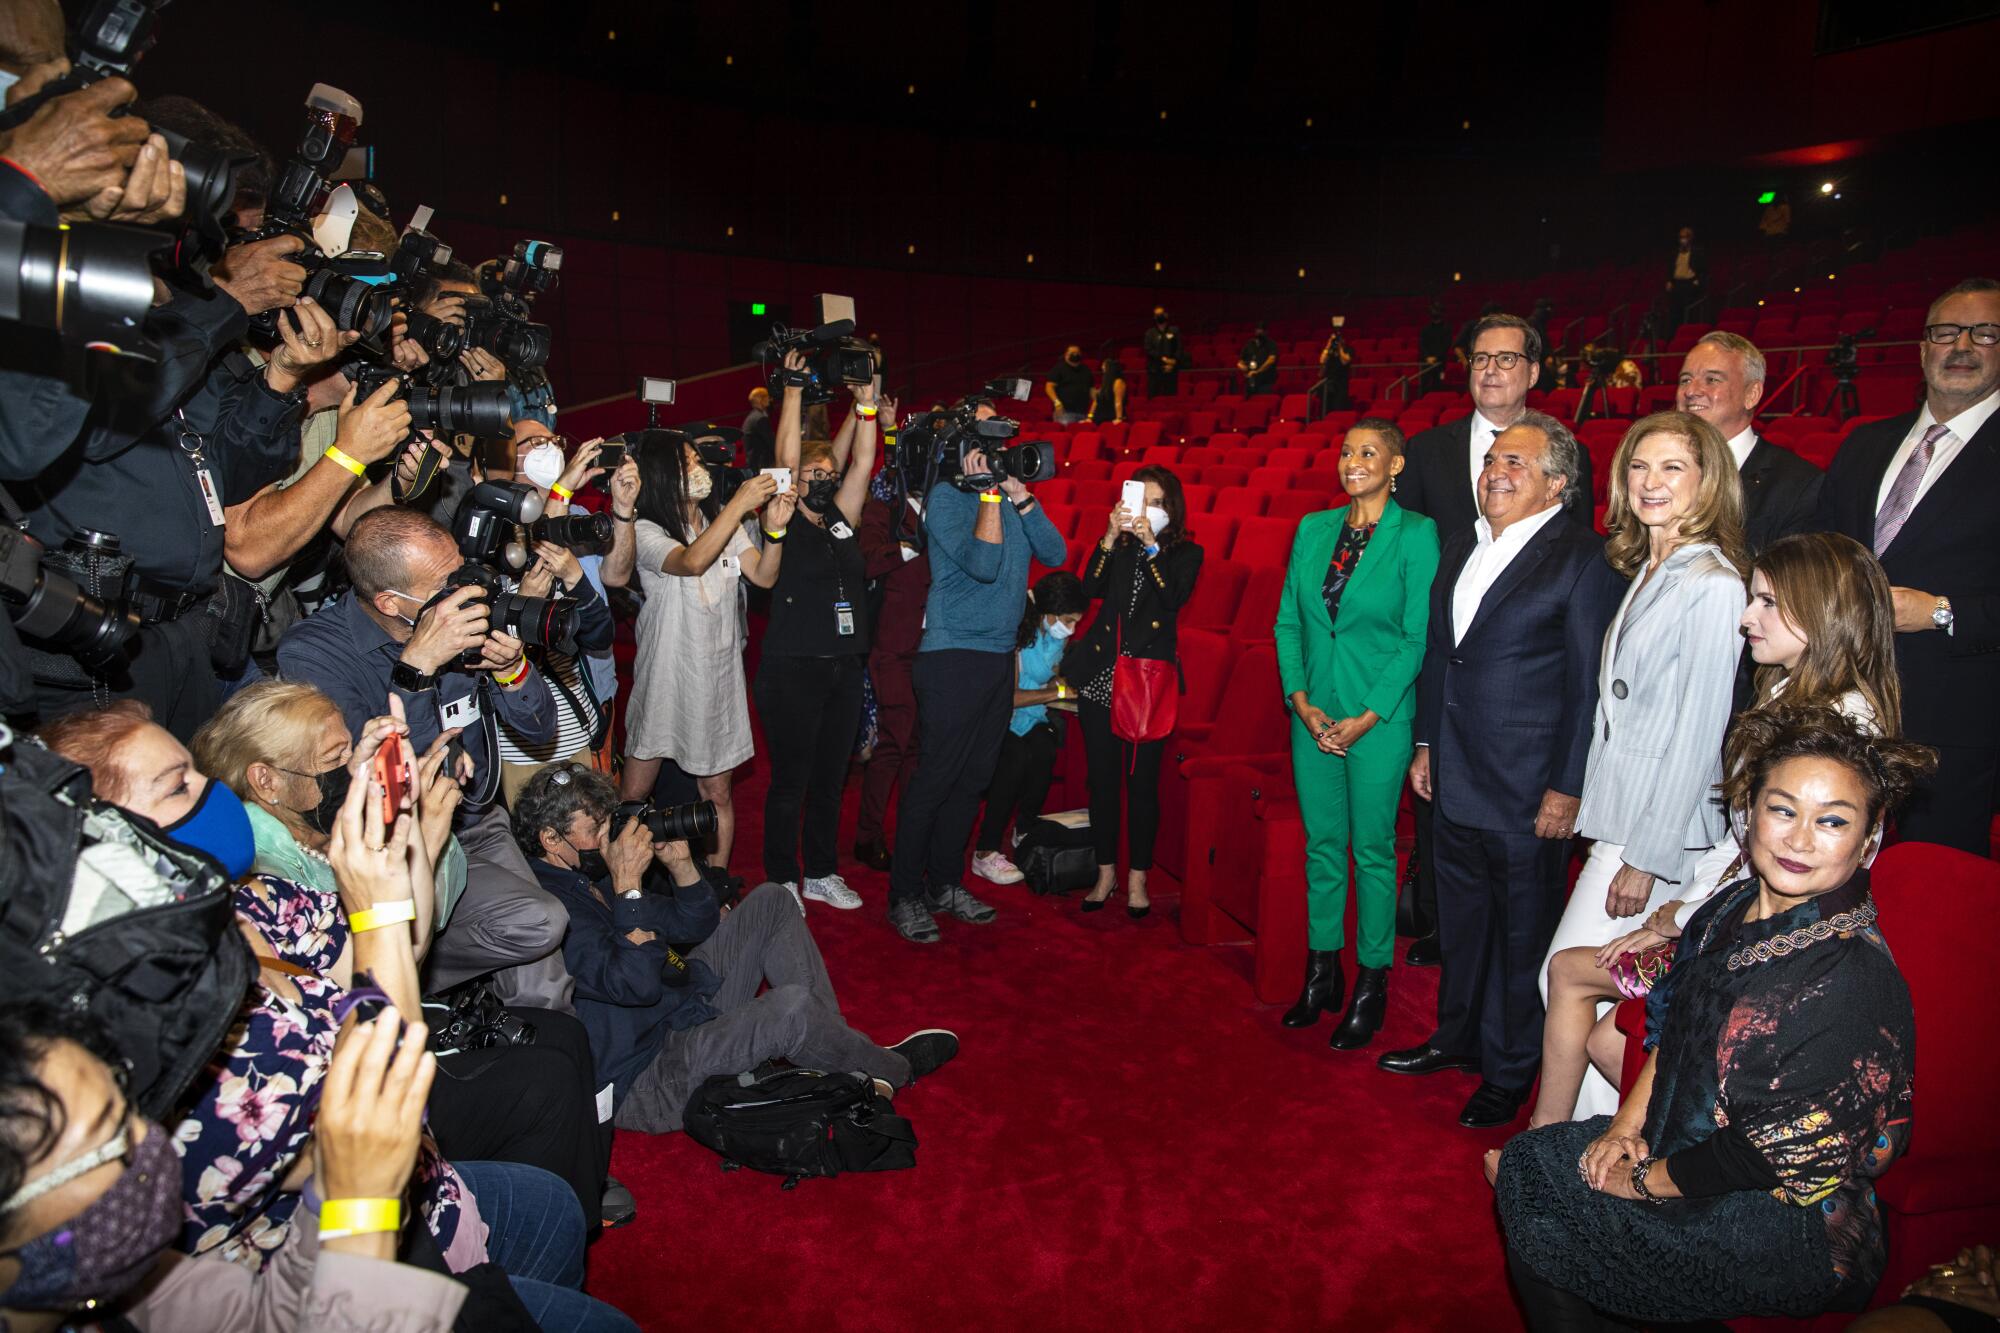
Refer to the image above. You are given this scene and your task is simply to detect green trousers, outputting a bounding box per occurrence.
[1288,712,1412,967]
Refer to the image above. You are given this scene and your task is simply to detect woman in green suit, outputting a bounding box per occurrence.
[1273,419,1440,1048]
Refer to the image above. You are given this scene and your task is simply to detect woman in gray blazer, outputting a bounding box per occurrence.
[1542,410,1749,1118]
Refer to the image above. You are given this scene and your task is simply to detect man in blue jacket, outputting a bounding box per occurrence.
[887,444,1068,943]
[515,765,957,1132]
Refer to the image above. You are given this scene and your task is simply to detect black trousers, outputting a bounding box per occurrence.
[1077,698,1165,870]
[1146,369,1177,397]
[1407,793,1439,935]
[1895,741,1998,857]
[976,723,1058,852]
[890,649,1013,904]
[1430,814,1571,1092]
[426,1007,609,1224]
[754,653,865,884]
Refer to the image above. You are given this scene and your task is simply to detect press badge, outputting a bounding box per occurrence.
[829,520,854,540]
[196,468,226,526]
[439,694,482,730]
[834,601,856,636]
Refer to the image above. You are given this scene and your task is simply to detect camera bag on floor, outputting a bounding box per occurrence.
[0,729,253,1118]
[1014,814,1097,895]
[683,1063,916,1189]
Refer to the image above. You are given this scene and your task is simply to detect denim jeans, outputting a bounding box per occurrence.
[454,1161,638,1333]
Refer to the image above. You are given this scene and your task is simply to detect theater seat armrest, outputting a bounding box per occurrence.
[1876,1151,2000,1216]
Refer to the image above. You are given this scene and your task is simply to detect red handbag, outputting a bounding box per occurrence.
[1111,602,1178,744]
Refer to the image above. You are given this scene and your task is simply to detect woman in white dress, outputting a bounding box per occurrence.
[1538,411,1749,1120]
[1528,531,1903,1127]
[621,430,792,876]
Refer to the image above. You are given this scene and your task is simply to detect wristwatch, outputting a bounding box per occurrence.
[1933,596,1954,635]
[391,660,439,693]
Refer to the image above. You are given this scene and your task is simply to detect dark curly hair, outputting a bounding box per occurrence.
[1017,570,1087,650]
[511,763,621,858]
[1721,705,1938,833]
[0,1000,127,1220]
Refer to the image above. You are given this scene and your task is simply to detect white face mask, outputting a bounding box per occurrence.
[520,441,565,492]
[1144,505,1170,538]
[1046,618,1074,641]
[685,465,714,501]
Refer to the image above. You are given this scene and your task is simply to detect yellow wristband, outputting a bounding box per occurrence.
[1054,683,1066,700]
[324,445,368,477]
[855,405,878,419]
[979,493,1003,503]
[319,1197,403,1239]
[495,657,530,687]
[549,482,574,501]
[349,900,417,934]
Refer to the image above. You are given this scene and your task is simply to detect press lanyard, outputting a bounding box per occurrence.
[173,409,227,528]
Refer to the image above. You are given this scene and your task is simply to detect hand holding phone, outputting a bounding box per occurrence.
[761,467,794,495]
[1120,479,1147,525]
[373,735,411,827]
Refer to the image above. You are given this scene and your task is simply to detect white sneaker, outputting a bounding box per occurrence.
[802,874,863,910]
[783,881,805,915]
[970,851,1025,885]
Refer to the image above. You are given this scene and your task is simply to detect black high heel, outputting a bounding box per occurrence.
[1127,877,1151,919]
[1080,878,1115,913]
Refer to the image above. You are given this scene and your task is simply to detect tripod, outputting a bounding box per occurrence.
[1820,372,1861,421]
[1577,375,1615,424]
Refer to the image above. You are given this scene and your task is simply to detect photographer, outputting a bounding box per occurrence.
[276,506,573,1011]
[515,764,958,1133]
[754,360,881,910]
[886,405,1068,944]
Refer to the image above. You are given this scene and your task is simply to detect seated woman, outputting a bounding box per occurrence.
[193,680,617,1228]
[1529,532,1900,1126]
[0,995,467,1332]
[1492,708,1934,1329]
[38,704,634,1331]
[970,570,1087,885]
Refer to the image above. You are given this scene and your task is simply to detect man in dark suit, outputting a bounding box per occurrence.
[1391,313,1595,963]
[1819,277,2000,854]
[1379,412,1626,1128]
[1677,331,1822,552]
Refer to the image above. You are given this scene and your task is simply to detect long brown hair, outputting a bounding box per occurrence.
[1747,532,1902,735]
[1601,410,1748,578]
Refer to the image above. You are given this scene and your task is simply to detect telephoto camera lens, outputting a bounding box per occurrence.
[303,266,396,344]
[527,512,612,551]
[408,381,515,439]
[0,219,168,352]
[470,312,552,371]
[0,529,140,672]
[400,308,466,360]
[491,591,574,654]
[619,800,719,843]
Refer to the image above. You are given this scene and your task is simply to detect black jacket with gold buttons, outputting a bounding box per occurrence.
[1063,535,1205,679]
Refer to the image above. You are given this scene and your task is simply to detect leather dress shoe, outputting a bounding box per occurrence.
[1458,1081,1528,1129]
[1376,1043,1478,1076]
[852,838,893,872]
[1404,933,1441,967]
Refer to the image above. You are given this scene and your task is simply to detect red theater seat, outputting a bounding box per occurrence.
[1181,560,1248,631]
[1067,459,1112,481]
[1179,483,1215,513]
[1230,516,1297,569]
[1214,489,1270,518]
[1247,466,1294,491]
[1187,513,1239,560]
[1159,643,1288,888]
[1267,491,1328,522]
[1200,465,1250,489]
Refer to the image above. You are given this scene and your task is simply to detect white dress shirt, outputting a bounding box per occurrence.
[1451,500,1568,645]
[1874,387,2000,514]
[1725,424,1756,471]
[1467,409,1508,506]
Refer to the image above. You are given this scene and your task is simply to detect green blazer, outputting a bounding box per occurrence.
[1273,498,1440,724]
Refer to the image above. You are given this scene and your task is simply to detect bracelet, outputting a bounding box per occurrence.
[1144,543,1161,558]
[319,1197,403,1240]
[349,900,417,934]
[1630,1157,1669,1206]
[495,656,530,687]
[763,528,788,542]
[979,492,1004,504]
[1053,682,1067,700]
[324,445,368,477]
[549,482,574,501]
[854,405,879,419]
[1012,497,1036,514]
[612,510,637,523]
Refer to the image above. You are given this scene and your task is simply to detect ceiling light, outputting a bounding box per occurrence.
[1304,117,1313,128]
[907,244,916,255]
[606,29,616,40]
[906,84,916,95]
[1158,110,1168,121]
[725,55,734,66]
[610,210,620,221]
[1452,271,1462,282]
[1461,119,1470,130]
[1297,267,1306,278]
[1026,253,1035,263]
[1820,181,1834,194]
[1153,261,1162,272]
[726,226,735,237]
[498,193,508,206]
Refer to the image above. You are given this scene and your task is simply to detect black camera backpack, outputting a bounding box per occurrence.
[0,731,252,1118]
[683,1063,917,1189]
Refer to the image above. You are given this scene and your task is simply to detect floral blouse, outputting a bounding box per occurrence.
[173,872,486,1272]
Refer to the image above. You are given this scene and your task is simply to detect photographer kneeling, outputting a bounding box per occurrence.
[278,506,573,1010]
[514,766,958,1133]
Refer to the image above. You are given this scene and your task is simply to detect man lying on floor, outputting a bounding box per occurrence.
[513,764,958,1131]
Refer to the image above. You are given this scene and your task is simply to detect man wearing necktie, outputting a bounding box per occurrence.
[1820,277,2000,853]
[1394,314,1598,961]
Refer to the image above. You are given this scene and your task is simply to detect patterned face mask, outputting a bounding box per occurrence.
[0,1120,183,1313]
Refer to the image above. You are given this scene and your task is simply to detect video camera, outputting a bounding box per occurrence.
[890,378,1056,496]
[0,527,141,672]
[754,317,877,406]
[614,799,720,844]
[1827,329,1875,376]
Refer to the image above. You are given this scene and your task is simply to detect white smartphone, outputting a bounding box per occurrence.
[1120,479,1146,520]
[761,467,793,494]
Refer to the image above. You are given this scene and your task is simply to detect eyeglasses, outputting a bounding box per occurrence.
[1469,351,1527,370]
[1923,323,2000,347]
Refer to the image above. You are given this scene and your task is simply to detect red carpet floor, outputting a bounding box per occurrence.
[584,758,1526,1332]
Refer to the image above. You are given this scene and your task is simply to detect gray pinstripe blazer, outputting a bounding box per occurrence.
[1574,541,1747,884]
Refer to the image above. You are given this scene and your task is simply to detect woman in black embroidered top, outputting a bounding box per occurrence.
[1491,708,1936,1329]
[1066,466,1203,918]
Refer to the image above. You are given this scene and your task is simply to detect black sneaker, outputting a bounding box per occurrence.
[929,882,997,924]
[888,896,941,944]
[891,1029,960,1082]
[600,1176,636,1230]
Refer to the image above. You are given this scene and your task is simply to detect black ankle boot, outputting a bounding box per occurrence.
[1281,950,1344,1028]
[1329,966,1389,1050]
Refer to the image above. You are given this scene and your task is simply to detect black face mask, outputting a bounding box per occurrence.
[801,477,840,514]
[276,762,351,837]
[1154,316,1168,327]
[560,834,608,881]
[1065,354,1081,365]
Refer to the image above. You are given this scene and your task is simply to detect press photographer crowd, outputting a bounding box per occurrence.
[3,0,2000,1329]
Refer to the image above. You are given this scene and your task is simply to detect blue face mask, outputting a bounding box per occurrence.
[161,778,255,880]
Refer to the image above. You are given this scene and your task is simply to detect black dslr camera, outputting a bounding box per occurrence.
[459,296,552,372]
[442,481,582,661]
[0,527,141,672]
[345,363,514,441]
[614,799,720,844]
[754,318,877,406]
